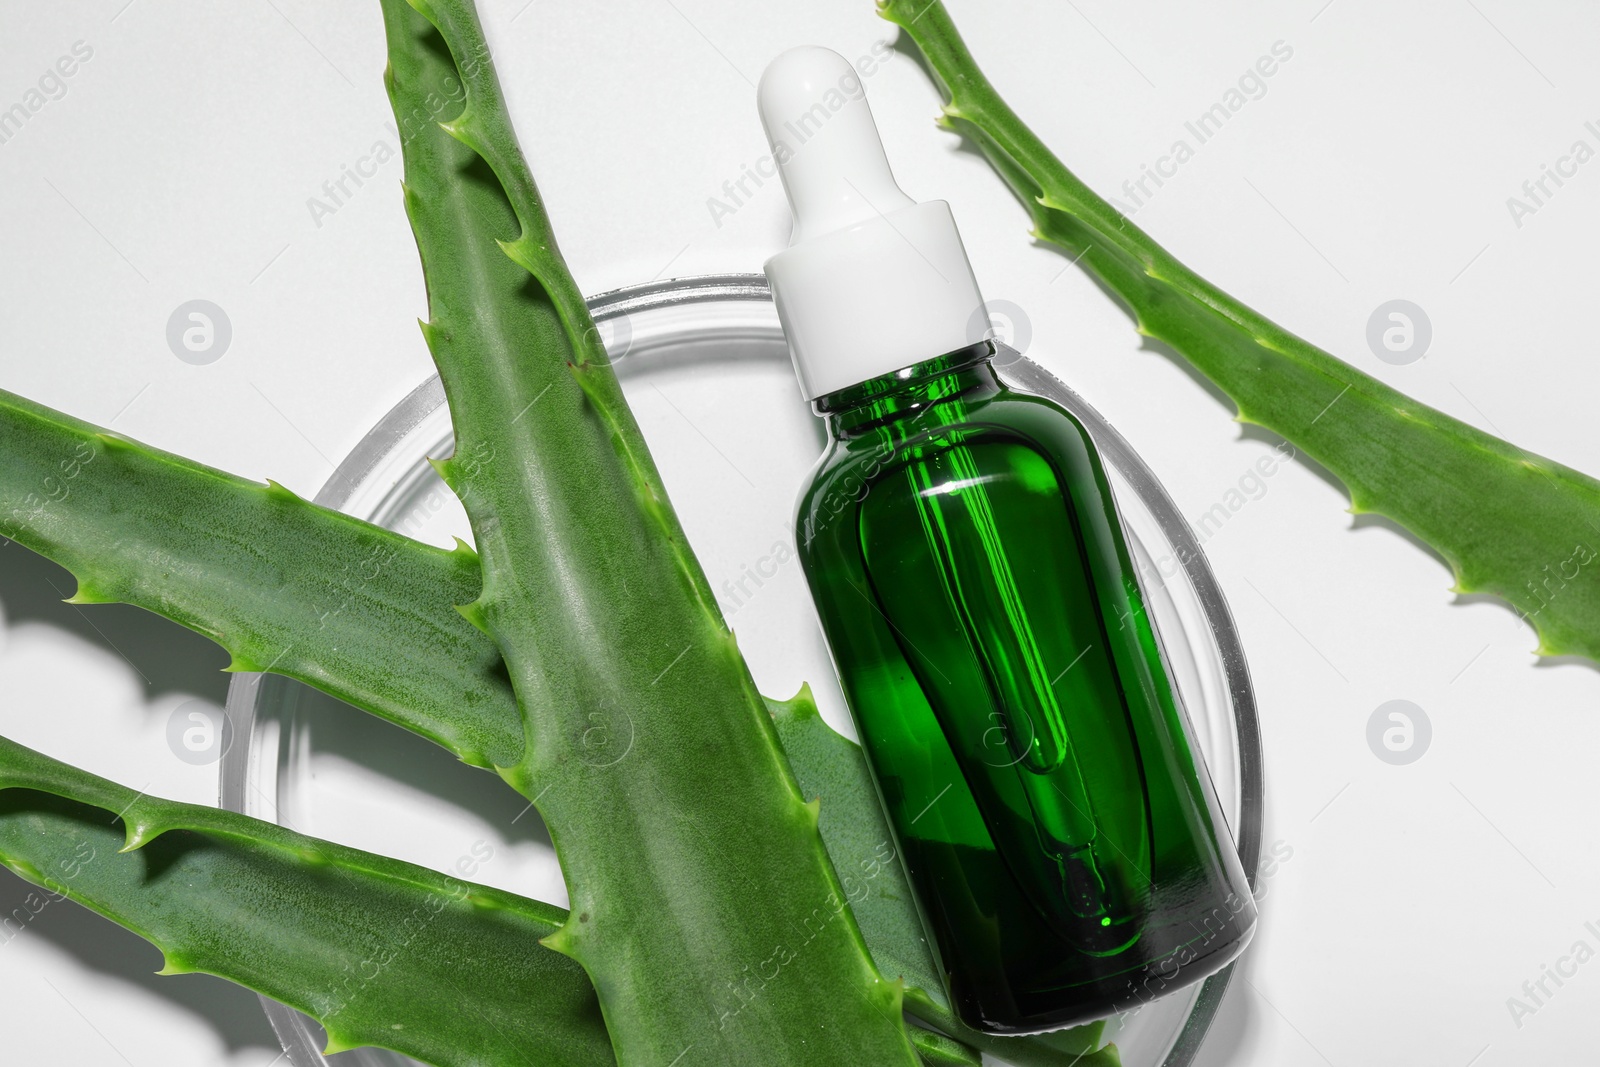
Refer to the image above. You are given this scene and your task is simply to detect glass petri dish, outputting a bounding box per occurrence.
[220,274,1262,1067]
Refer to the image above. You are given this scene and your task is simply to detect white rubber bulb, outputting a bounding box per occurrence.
[757,45,915,245]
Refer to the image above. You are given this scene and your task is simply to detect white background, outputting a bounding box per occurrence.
[1,0,1598,1064]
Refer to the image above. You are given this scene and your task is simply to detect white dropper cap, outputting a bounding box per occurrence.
[759,46,989,401]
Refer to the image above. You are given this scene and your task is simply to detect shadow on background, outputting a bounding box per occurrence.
[289,681,556,851]
[0,541,278,1054]
[0,863,281,1054]
[0,538,231,703]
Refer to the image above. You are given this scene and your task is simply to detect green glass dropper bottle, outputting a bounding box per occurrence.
[758,46,1256,1034]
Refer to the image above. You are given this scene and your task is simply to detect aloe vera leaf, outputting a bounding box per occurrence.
[0,387,520,770]
[0,733,609,1067]
[771,687,1120,1067]
[879,0,1600,662]
[768,685,942,1001]
[379,2,918,1063]
[911,1027,983,1066]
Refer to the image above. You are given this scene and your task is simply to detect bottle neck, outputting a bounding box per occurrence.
[815,342,1000,441]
